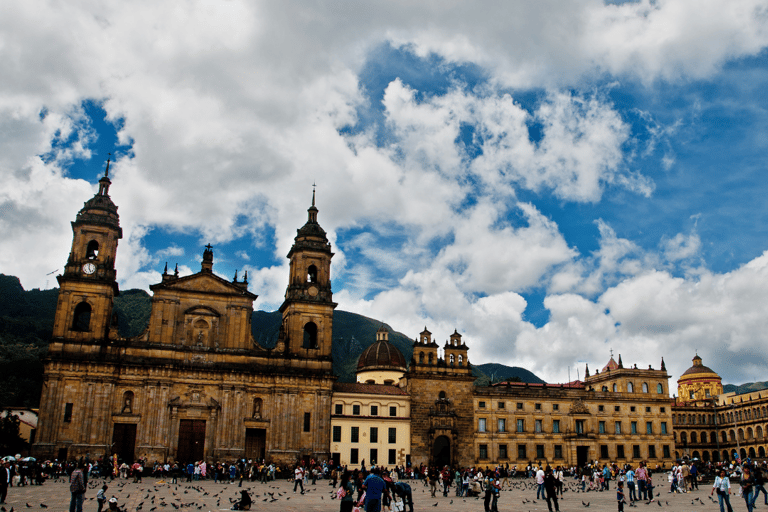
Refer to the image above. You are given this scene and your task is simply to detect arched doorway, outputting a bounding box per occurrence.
[433,436,451,468]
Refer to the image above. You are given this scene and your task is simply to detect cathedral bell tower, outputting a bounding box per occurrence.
[278,189,336,363]
[52,159,122,342]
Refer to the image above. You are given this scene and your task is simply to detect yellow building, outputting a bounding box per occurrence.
[472,357,674,469]
[673,354,768,462]
[330,328,411,468]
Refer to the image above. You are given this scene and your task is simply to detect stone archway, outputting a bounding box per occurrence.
[434,435,451,468]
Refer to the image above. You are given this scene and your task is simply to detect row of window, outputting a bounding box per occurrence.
[478,418,668,435]
[348,448,398,465]
[675,407,768,427]
[477,402,666,414]
[678,426,768,444]
[477,443,671,461]
[600,382,665,394]
[334,404,399,417]
[332,426,398,444]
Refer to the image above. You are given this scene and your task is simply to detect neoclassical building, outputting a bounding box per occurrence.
[672,355,768,462]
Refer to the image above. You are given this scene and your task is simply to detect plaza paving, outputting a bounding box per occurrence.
[0,476,747,512]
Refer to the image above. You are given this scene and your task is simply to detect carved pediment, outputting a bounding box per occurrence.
[168,274,242,294]
[569,399,591,415]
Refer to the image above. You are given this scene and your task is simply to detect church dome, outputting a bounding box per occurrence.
[357,327,407,372]
[679,354,720,378]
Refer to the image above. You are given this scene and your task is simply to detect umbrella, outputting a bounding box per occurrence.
[1,455,16,462]
[20,456,36,462]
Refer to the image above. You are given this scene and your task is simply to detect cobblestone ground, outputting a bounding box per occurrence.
[0,477,744,512]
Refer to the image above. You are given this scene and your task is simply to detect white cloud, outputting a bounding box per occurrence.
[1,0,767,390]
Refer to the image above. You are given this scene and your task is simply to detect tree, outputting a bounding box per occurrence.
[0,410,28,455]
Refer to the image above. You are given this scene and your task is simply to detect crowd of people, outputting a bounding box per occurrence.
[5,452,768,512]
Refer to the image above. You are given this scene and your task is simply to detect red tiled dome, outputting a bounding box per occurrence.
[357,339,407,372]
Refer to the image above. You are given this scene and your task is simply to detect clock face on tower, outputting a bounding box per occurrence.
[82,262,97,275]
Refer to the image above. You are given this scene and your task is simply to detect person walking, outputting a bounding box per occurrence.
[741,466,755,512]
[69,462,87,512]
[338,471,356,512]
[544,467,560,512]
[536,466,546,499]
[0,461,10,504]
[712,468,734,512]
[752,464,768,507]
[293,465,305,494]
[626,466,636,502]
[96,484,108,512]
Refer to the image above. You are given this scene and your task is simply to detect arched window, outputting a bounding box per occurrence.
[458,354,463,366]
[710,432,717,444]
[657,383,663,394]
[627,382,634,393]
[612,383,618,392]
[642,382,649,393]
[720,431,727,443]
[681,432,687,444]
[701,430,708,443]
[71,301,92,331]
[307,265,318,283]
[747,427,754,439]
[302,322,318,349]
[757,426,764,439]
[438,391,446,399]
[121,391,134,414]
[419,352,425,363]
[449,354,455,365]
[86,240,99,260]
[690,432,697,443]
[428,353,434,364]
[602,386,608,392]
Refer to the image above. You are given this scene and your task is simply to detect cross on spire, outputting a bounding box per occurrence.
[312,182,316,207]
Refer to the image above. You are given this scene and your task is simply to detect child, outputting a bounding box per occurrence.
[617,481,626,512]
[96,484,108,512]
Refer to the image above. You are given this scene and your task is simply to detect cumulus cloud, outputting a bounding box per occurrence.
[1,0,767,387]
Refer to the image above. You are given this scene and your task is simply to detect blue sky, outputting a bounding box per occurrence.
[2,0,768,387]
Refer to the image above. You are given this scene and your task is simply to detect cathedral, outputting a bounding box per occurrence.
[34,166,336,465]
[34,166,678,470]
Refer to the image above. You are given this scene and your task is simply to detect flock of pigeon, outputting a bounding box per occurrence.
[0,475,716,511]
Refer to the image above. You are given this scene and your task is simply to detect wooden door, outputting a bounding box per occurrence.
[177,420,206,463]
[111,423,137,462]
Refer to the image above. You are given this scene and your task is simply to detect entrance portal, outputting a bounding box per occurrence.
[577,446,589,468]
[177,419,206,463]
[433,436,451,468]
[245,428,266,461]
[112,423,137,462]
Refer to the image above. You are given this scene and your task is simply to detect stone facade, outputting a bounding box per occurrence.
[34,173,336,466]
[406,329,476,468]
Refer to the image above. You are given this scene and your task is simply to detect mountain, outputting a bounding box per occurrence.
[474,363,547,385]
[723,381,768,395]
[0,273,547,406]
